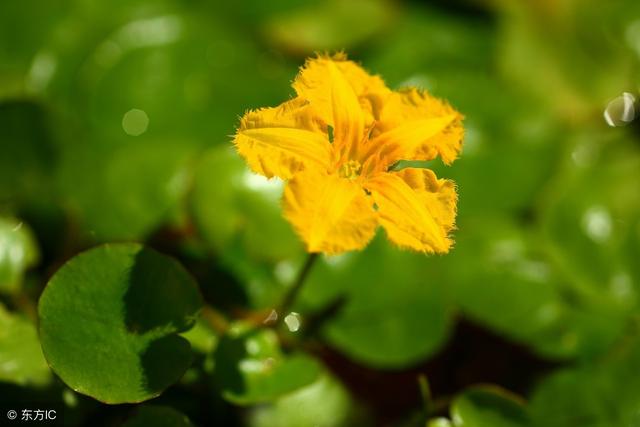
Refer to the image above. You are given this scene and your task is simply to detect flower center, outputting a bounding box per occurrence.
[339,160,362,180]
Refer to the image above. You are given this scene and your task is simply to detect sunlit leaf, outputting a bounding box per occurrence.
[0,304,51,386]
[190,146,303,308]
[451,385,529,427]
[0,217,39,293]
[250,373,361,427]
[213,325,321,405]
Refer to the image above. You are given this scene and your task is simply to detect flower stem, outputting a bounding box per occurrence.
[279,253,319,316]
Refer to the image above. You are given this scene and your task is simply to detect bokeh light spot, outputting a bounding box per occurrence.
[122,109,149,136]
[581,206,612,243]
[604,92,636,127]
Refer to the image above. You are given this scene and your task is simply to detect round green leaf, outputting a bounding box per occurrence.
[441,215,629,360]
[0,217,39,293]
[56,136,196,242]
[444,220,569,356]
[451,386,529,427]
[214,325,321,405]
[46,9,294,243]
[38,243,203,403]
[123,405,194,427]
[302,235,454,369]
[0,304,51,386]
[41,9,293,144]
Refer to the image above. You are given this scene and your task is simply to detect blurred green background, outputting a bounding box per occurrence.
[2,0,640,426]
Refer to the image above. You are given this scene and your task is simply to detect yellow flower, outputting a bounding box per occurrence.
[234,53,463,254]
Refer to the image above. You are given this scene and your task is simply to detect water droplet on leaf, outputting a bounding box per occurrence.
[284,312,301,332]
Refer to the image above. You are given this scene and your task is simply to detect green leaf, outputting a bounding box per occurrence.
[48,11,295,242]
[438,214,629,360]
[122,405,194,427]
[0,217,39,293]
[190,146,303,308]
[191,146,300,261]
[57,139,195,242]
[0,100,56,205]
[446,221,561,337]
[302,235,454,369]
[428,418,453,427]
[0,304,51,386]
[0,0,70,99]
[262,0,393,55]
[434,75,561,219]
[42,10,294,143]
[180,318,218,354]
[496,1,638,119]
[367,4,496,86]
[250,373,359,427]
[213,325,321,405]
[38,243,203,403]
[451,386,530,427]
[542,131,640,308]
[530,336,640,427]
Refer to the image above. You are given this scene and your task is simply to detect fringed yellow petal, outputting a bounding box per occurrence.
[283,169,377,254]
[395,168,457,235]
[365,170,457,253]
[412,120,464,165]
[328,53,391,124]
[328,60,364,159]
[330,52,389,98]
[293,53,389,124]
[234,98,332,179]
[363,115,455,174]
[370,88,464,166]
[292,54,389,159]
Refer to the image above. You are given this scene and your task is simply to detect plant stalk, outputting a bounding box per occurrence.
[278,253,319,317]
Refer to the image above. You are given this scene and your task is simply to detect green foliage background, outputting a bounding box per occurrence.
[1,0,640,426]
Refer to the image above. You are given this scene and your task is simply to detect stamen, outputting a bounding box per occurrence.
[339,160,362,180]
